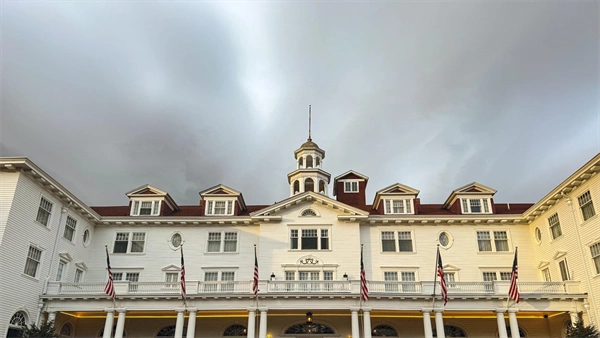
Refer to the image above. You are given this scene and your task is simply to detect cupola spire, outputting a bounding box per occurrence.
[308,105,312,141]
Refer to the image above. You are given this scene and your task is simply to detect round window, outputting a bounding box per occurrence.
[83,229,91,246]
[439,232,449,246]
[535,227,542,242]
[170,233,182,248]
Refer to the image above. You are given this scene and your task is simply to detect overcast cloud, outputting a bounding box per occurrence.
[1,1,598,207]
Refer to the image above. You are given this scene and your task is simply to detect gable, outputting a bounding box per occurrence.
[250,191,369,217]
[443,182,497,208]
[126,184,168,197]
[373,183,420,209]
[200,184,242,197]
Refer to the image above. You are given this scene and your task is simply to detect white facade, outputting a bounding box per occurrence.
[0,144,599,338]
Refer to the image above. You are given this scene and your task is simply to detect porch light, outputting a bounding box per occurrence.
[270,273,276,281]
[343,273,348,281]
[305,311,314,333]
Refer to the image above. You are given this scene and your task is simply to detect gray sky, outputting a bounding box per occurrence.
[2,1,598,207]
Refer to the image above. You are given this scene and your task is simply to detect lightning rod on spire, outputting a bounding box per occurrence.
[308,105,312,141]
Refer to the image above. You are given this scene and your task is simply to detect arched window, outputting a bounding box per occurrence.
[60,323,73,338]
[503,327,526,337]
[316,157,321,168]
[301,209,317,217]
[319,180,326,194]
[433,325,467,337]
[293,180,300,194]
[98,326,127,337]
[156,325,187,337]
[7,311,27,337]
[304,178,314,193]
[306,155,313,168]
[298,157,304,168]
[372,324,398,336]
[223,324,247,336]
[284,323,335,335]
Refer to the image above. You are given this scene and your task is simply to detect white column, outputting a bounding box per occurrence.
[114,309,126,338]
[422,310,433,338]
[434,310,445,338]
[569,311,579,326]
[174,308,186,338]
[186,308,197,338]
[363,308,372,338]
[508,309,519,338]
[102,310,115,338]
[247,308,256,338]
[258,308,267,338]
[350,307,360,338]
[496,310,508,338]
[47,312,57,324]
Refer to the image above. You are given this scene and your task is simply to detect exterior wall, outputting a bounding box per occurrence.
[0,173,95,336]
[528,172,600,327]
[335,179,367,209]
[0,171,19,245]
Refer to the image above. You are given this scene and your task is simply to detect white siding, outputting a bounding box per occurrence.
[0,171,19,245]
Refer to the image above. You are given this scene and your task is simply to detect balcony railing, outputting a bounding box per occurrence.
[43,280,581,298]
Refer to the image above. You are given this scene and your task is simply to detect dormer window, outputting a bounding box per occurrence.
[461,198,491,214]
[130,200,161,216]
[384,199,413,214]
[344,181,359,193]
[206,200,234,216]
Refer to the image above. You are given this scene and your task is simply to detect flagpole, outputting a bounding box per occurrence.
[506,246,518,309]
[180,244,187,308]
[104,245,117,309]
[431,245,440,309]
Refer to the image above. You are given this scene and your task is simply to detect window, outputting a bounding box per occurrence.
[381,231,414,252]
[56,260,67,281]
[446,272,457,288]
[384,271,398,292]
[460,198,491,214]
[401,271,416,292]
[203,271,235,292]
[223,324,247,336]
[205,200,234,216]
[590,242,600,275]
[558,259,570,281]
[59,323,73,338]
[119,272,140,292]
[483,271,511,281]
[63,215,77,242]
[130,200,160,216]
[290,228,330,250]
[438,231,452,248]
[372,325,398,337]
[344,181,359,193]
[384,199,413,214]
[476,230,509,252]
[578,191,596,221]
[36,196,53,226]
[165,272,178,286]
[548,213,562,239]
[534,227,542,243]
[301,209,317,216]
[8,311,27,337]
[83,229,91,246]
[433,325,467,337]
[542,268,551,282]
[74,269,84,283]
[170,233,182,248]
[113,232,146,253]
[24,246,42,277]
[207,231,238,252]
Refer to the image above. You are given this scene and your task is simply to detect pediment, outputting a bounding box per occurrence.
[334,170,369,182]
[442,264,460,271]
[162,264,181,272]
[538,261,550,269]
[553,251,567,260]
[250,192,369,217]
[454,182,497,194]
[75,262,88,271]
[58,252,73,262]
[200,184,242,197]
[372,183,420,208]
[126,184,168,197]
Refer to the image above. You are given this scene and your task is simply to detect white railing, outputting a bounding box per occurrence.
[44,280,581,297]
[268,281,351,293]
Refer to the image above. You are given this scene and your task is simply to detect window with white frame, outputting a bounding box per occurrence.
[63,215,77,242]
[541,268,551,282]
[56,260,67,281]
[130,200,161,216]
[165,272,178,287]
[24,246,42,278]
[445,272,456,288]
[384,271,398,292]
[74,268,84,283]
[482,271,511,282]
[384,199,413,214]
[207,231,238,253]
[203,271,236,292]
[36,196,53,226]
[381,231,414,252]
[112,272,140,292]
[344,181,359,193]
[558,259,570,281]
[290,228,330,250]
[548,213,562,239]
[578,191,596,221]
[476,230,509,252]
[461,198,491,214]
[205,200,234,216]
[590,242,600,275]
[113,232,146,253]
[383,271,417,292]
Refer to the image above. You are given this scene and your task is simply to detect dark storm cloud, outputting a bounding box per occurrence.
[2,1,598,207]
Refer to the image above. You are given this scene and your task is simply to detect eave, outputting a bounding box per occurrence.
[98,216,259,226]
[287,169,332,184]
[364,214,525,225]
[250,191,369,217]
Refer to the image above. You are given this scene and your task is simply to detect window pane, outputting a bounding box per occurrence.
[113,272,123,281]
[152,201,160,215]
[320,229,329,250]
[36,197,53,226]
[385,200,391,214]
[482,199,490,213]
[114,233,129,253]
[382,231,396,252]
[204,272,218,281]
[131,232,146,252]
[224,232,237,252]
[494,231,509,251]
[64,216,77,241]
[57,261,65,281]
[559,260,570,281]
[214,201,226,214]
[548,213,562,239]
[166,273,178,283]
[302,229,318,249]
[208,232,221,252]
[392,200,404,213]
[477,231,492,251]
[140,201,152,215]
[398,231,413,252]
[285,271,295,280]
[578,191,596,221]
[461,199,468,213]
[470,199,482,213]
[226,201,233,215]
[500,272,511,281]
[323,271,333,280]
[483,272,497,281]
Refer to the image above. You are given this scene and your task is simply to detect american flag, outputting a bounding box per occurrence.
[360,245,369,301]
[180,246,186,299]
[104,246,116,298]
[253,246,259,296]
[436,247,448,305]
[509,248,520,303]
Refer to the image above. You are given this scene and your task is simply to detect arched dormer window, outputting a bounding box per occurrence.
[372,324,398,337]
[293,180,300,194]
[284,323,335,335]
[223,324,248,336]
[306,155,313,168]
[304,178,314,192]
[301,209,317,217]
